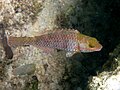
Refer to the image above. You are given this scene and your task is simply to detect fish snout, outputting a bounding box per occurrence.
[88,43,103,52]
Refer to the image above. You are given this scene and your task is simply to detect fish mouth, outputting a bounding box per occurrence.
[79,43,103,52]
[83,44,103,52]
[89,45,103,51]
[80,45,102,52]
[96,46,102,51]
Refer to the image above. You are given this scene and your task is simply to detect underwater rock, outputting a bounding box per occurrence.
[88,43,120,90]
[88,67,120,90]
[13,64,36,76]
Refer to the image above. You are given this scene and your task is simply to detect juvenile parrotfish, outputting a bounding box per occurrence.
[7,29,102,56]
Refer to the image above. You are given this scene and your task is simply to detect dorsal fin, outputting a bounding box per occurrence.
[31,28,80,36]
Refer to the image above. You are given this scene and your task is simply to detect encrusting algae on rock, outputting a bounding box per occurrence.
[1,29,102,57]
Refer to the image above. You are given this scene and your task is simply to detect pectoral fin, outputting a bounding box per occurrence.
[66,52,76,57]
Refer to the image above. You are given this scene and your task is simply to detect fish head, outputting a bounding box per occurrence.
[78,34,102,52]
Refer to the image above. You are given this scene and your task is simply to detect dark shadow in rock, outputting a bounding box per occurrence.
[0,23,13,59]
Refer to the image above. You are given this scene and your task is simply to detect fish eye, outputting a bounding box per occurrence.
[87,38,97,48]
[88,43,95,48]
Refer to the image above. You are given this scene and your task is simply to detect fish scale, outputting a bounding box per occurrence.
[34,30,78,51]
[8,37,36,47]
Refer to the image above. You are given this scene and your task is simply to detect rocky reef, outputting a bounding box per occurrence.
[0,0,120,90]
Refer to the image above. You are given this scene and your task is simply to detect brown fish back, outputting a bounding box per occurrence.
[8,37,36,47]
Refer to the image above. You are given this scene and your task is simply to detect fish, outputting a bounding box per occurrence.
[5,29,102,57]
